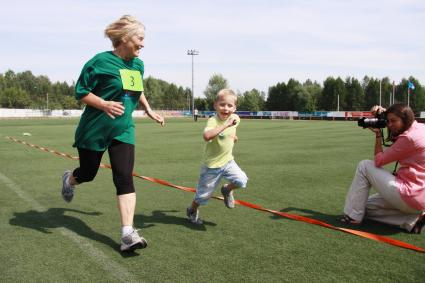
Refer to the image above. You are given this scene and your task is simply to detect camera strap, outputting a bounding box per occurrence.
[392,162,399,176]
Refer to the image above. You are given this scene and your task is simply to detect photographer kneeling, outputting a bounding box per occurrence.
[341,103,425,233]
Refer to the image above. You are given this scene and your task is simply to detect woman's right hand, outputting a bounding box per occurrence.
[369,127,382,136]
[102,100,125,119]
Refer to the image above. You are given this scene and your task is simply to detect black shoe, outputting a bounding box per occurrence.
[411,213,425,234]
[186,207,203,224]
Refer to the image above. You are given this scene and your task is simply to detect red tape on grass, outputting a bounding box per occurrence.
[6,136,425,253]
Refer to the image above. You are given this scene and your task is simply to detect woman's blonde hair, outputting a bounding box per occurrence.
[104,15,145,48]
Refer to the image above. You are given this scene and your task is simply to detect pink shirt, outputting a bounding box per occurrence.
[375,121,425,210]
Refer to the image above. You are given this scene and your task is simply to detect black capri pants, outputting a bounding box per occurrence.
[73,140,135,195]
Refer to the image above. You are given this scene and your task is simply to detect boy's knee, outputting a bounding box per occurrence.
[233,173,248,188]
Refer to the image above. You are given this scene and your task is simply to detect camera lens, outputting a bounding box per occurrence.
[358,117,387,128]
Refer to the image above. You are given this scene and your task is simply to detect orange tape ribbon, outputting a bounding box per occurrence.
[6,136,425,254]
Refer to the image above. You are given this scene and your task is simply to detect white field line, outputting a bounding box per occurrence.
[0,172,138,283]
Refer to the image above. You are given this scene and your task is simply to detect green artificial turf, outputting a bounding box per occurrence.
[0,118,424,282]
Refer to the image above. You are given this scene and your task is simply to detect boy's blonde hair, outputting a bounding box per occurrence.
[104,15,145,48]
[216,88,237,103]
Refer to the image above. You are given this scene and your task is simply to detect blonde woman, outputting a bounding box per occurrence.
[61,15,164,252]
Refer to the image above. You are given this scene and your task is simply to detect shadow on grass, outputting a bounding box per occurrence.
[134,210,217,231]
[9,208,124,253]
[271,207,409,236]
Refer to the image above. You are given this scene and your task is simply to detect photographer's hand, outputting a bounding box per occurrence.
[369,128,381,135]
[370,127,383,155]
[371,105,386,116]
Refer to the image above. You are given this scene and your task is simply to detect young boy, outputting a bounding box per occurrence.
[187,89,248,224]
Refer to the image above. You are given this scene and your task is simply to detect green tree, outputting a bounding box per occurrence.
[203,74,229,110]
[345,77,364,110]
[318,77,346,111]
[144,76,191,110]
[363,77,380,110]
[266,82,287,111]
[286,79,305,111]
[0,87,31,108]
[396,77,425,114]
[238,89,265,111]
[144,76,162,108]
[302,80,321,112]
[194,97,208,111]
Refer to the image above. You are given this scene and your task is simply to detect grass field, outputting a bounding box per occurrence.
[0,118,424,282]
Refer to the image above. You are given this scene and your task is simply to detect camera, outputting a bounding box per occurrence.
[357,112,387,128]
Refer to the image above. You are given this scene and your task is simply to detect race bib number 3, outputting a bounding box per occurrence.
[119,69,144,91]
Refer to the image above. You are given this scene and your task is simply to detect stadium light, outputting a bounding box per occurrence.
[187,49,199,119]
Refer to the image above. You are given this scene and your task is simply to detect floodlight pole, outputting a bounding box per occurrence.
[392,81,395,105]
[187,49,199,119]
[337,94,339,112]
[408,87,410,108]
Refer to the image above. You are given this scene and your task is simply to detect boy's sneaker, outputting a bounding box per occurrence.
[186,207,203,225]
[221,185,235,209]
[120,229,148,252]
[62,170,75,203]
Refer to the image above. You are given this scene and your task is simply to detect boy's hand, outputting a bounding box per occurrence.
[225,118,237,127]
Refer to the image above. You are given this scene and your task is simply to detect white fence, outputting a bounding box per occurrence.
[2,108,425,119]
[0,108,149,118]
[0,108,81,117]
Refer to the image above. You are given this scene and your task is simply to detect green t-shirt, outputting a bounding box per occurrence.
[203,114,240,168]
[73,51,144,151]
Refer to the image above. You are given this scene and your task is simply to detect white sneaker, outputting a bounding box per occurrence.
[221,185,235,209]
[186,207,203,225]
[120,229,148,252]
[62,170,75,203]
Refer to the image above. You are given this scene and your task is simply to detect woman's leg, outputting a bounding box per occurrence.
[108,140,147,251]
[62,148,103,202]
[116,193,136,227]
[108,140,136,227]
[344,159,421,225]
[365,194,421,231]
[344,160,395,222]
[73,148,104,184]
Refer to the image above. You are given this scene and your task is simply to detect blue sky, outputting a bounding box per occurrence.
[1,0,424,97]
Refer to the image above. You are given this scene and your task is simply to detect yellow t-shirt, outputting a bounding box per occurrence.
[203,114,240,168]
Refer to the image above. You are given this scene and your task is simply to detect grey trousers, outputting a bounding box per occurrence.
[344,160,422,232]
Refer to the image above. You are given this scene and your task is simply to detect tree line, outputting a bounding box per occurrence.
[1,70,423,114]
